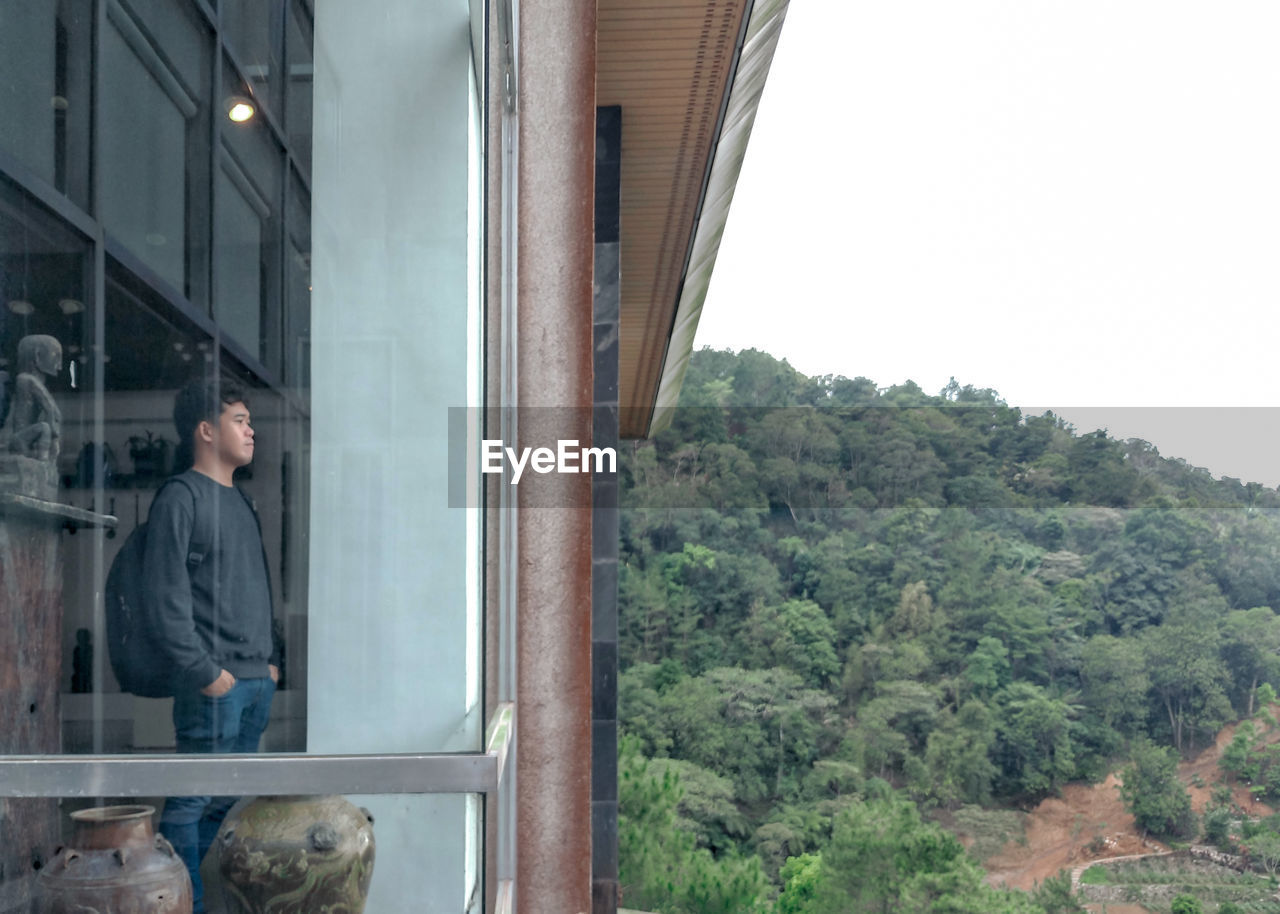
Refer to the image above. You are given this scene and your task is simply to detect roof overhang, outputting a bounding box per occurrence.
[598,0,790,438]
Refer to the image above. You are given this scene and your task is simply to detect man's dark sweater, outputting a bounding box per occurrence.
[142,469,275,694]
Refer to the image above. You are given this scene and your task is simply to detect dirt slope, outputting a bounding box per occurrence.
[972,714,1278,892]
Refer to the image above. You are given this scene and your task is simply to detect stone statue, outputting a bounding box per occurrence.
[5,335,62,463]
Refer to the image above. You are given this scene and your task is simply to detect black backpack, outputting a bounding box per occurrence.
[105,476,213,698]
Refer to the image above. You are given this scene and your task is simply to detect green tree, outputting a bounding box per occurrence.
[1079,634,1149,738]
[1141,589,1233,754]
[1169,894,1202,914]
[1119,741,1195,840]
[618,743,769,914]
[775,853,821,914]
[1029,870,1085,914]
[1222,607,1280,716]
[663,667,836,803]
[741,599,839,688]
[993,683,1076,796]
[924,701,998,807]
[645,757,747,853]
[1220,720,1257,782]
[1246,828,1280,876]
[806,793,1044,914]
[964,636,1011,700]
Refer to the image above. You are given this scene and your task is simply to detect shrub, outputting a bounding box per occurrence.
[1119,741,1197,840]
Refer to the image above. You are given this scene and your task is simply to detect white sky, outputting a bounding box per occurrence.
[695,2,1280,487]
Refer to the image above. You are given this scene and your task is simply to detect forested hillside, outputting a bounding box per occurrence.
[617,347,1280,913]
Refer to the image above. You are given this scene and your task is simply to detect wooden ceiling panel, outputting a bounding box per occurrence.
[598,0,751,438]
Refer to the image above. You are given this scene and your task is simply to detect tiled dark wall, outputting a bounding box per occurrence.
[592,104,621,914]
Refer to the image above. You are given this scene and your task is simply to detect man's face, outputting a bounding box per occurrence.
[211,401,254,468]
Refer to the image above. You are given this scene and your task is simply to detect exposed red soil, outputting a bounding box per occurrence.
[980,772,1158,892]
[962,710,1280,895]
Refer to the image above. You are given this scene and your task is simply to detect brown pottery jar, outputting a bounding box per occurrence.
[217,795,375,914]
[39,804,192,914]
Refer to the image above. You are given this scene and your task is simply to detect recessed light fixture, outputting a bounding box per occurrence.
[226,95,256,123]
[7,300,34,315]
[58,298,84,315]
[51,95,69,110]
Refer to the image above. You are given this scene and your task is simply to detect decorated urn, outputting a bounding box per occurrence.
[217,795,375,914]
[39,804,192,913]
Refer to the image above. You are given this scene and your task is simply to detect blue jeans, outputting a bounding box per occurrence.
[159,676,275,914]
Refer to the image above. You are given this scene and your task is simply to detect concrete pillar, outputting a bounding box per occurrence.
[516,0,597,911]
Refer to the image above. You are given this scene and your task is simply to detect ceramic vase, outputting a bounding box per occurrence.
[217,795,375,914]
[39,804,192,914]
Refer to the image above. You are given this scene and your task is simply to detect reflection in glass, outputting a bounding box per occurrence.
[222,0,282,117]
[218,55,283,368]
[214,165,266,360]
[286,1,313,175]
[113,0,211,93]
[0,182,89,377]
[99,0,212,303]
[0,0,92,208]
[285,171,310,391]
[0,180,91,913]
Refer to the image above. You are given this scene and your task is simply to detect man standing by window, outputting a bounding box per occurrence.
[148,378,277,914]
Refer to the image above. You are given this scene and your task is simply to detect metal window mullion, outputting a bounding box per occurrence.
[496,0,519,900]
[0,753,498,798]
[209,10,222,322]
[193,0,216,33]
[221,41,289,151]
[0,148,98,241]
[88,0,109,757]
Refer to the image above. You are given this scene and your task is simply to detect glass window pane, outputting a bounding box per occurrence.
[285,170,310,391]
[285,1,313,176]
[218,54,283,370]
[55,261,308,758]
[0,4,485,911]
[221,0,283,119]
[0,180,93,906]
[214,165,266,360]
[115,0,213,94]
[23,793,481,914]
[307,0,485,771]
[0,0,93,209]
[100,0,212,305]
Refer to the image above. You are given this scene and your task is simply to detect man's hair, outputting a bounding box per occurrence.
[172,377,248,471]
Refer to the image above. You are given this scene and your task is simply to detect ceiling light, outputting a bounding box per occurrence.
[58,298,84,315]
[7,300,34,315]
[226,96,256,123]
